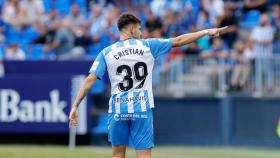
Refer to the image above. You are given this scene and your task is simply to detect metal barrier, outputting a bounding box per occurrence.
[153,55,280,97]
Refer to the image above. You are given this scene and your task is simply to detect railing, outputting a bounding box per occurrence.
[153,55,280,97]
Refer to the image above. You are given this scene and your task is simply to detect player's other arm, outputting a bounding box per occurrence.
[69,74,97,128]
[171,26,228,47]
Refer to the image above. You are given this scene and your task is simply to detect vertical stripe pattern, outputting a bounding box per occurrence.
[120,92,128,113]
[105,39,157,114]
[133,91,142,112]
[127,92,134,113]
[144,90,150,109]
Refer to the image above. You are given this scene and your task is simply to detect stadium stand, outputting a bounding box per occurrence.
[1,0,280,147]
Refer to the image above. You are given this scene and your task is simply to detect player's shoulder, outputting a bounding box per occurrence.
[99,44,114,57]
[139,38,160,48]
[143,38,171,45]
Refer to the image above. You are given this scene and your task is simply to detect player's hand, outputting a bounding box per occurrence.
[69,107,78,128]
[205,26,229,37]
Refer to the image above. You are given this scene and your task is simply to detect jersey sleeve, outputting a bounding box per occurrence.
[89,51,106,79]
[145,38,173,58]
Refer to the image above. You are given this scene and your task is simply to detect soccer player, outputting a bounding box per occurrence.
[69,13,228,158]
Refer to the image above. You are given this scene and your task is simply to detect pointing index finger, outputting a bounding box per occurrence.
[219,26,229,32]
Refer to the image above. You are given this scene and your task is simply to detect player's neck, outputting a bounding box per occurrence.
[120,32,133,41]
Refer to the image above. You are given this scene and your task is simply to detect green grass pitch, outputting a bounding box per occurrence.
[0,145,279,158]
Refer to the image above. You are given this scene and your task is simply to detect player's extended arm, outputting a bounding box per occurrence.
[171,26,228,47]
[69,74,97,128]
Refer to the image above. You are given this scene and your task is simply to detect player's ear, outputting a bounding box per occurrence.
[129,24,134,35]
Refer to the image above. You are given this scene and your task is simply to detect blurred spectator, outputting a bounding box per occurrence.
[216,6,238,48]
[201,38,229,60]
[243,0,268,13]
[145,9,163,38]
[196,10,212,51]
[2,0,23,27]
[4,43,26,60]
[114,0,132,12]
[202,0,224,25]
[177,5,196,34]
[163,10,181,37]
[74,25,93,52]
[66,3,85,30]
[251,13,274,94]
[271,3,280,54]
[88,4,106,42]
[32,23,55,45]
[41,8,61,30]
[149,0,167,18]
[0,0,278,64]
[104,7,120,42]
[167,48,185,62]
[201,37,230,91]
[50,19,75,59]
[196,10,212,29]
[168,0,186,14]
[184,42,201,56]
[229,40,253,91]
[20,0,44,26]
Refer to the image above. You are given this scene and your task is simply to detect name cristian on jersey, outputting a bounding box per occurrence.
[114,48,144,60]
[113,95,147,103]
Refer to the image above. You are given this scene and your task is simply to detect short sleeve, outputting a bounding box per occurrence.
[145,38,173,58]
[89,52,107,79]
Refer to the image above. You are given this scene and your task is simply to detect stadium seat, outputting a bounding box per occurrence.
[6,27,21,44]
[190,0,200,14]
[22,27,39,44]
[30,44,44,60]
[91,113,108,134]
[75,0,87,13]
[239,10,260,29]
[0,46,4,59]
[43,0,53,13]
[55,0,71,15]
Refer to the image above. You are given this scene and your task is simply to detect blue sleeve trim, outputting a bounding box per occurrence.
[89,51,107,79]
[128,39,137,45]
[104,46,112,56]
[116,41,124,48]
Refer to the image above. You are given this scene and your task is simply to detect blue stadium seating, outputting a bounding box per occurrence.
[44,0,86,14]
[43,0,53,13]
[6,27,21,44]
[30,44,44,60]
[55,0,71,15]
[0,45,4,59]
[75,0,87,13]
[240,10,261,29]
[22,27,39,44]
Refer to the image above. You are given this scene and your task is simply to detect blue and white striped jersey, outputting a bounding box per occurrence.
[89,38,172,113]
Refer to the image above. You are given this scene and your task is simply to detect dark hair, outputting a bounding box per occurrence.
[117,12,141,31]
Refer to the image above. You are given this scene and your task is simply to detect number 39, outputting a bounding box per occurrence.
[117,62,148,91]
